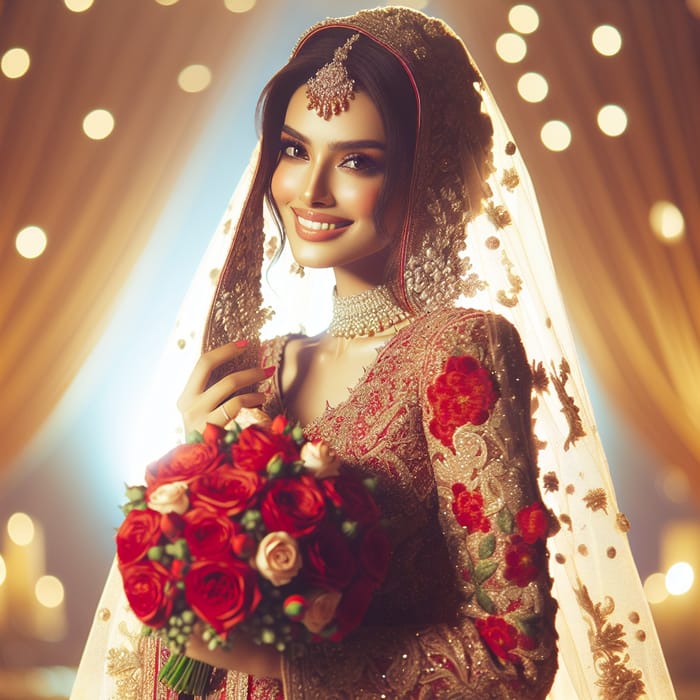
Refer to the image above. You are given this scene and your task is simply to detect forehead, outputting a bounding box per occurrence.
[283,85,386,143]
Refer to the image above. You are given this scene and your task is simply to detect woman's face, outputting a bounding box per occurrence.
[271,85,398,278]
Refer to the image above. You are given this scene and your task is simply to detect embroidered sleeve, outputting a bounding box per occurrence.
[281,311,557,699]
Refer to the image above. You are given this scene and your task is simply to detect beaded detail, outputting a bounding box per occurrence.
[328,285,410,338]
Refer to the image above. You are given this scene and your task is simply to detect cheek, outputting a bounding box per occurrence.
[337,178,383,219]
[270,163,296,208]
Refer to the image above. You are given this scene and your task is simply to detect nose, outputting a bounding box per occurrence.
[301,159,334,207]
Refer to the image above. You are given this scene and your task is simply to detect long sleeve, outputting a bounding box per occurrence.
[280,309,557,699]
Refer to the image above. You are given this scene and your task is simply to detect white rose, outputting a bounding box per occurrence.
[300,440,341,479]
[254,531,302,587]
[233,407,272,430]
[147,481,189,515]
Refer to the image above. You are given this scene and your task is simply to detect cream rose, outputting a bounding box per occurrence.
[233,407,272,430]
[147,481,189,515]
[254,531,302,586]
[302,589,342,634]
[300,440,341,479]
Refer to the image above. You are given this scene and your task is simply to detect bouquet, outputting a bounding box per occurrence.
[116,410,390,695]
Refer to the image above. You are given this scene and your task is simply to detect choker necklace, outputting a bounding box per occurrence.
[328,285,411,338]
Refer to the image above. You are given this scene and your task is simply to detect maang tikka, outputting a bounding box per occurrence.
[306,33,360,120]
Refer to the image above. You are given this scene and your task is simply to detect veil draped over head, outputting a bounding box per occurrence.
[72,7,674,699]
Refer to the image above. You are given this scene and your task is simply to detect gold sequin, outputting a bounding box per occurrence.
[607,547,617,558]
[555,553,566,564]
[176,338,186,349]
[566,484,575,495]
[500,167,520,191]
[577,544,589,556]
[505,141,517,155]
[635,630,646,642]
[559,513,572,530]
[628,612,640,624]
[616,513,631,532]
[98,607,111,622]
[485,235,500,250]
[223,218,232,235]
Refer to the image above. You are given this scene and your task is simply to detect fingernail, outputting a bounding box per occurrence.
[234,339,249,348]
[262,365,276,378]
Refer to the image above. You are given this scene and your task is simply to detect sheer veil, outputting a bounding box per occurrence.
[72,7,674,699]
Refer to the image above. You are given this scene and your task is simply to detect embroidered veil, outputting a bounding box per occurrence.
[72,7,675,699]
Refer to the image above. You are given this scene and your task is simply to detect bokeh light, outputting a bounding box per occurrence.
[597,104,628,137]
[223,0,256,11]
[0,555,6,586]
[83,109,115,140]
[643,572,668,604]
[1,47,31,79]
[666,562,694,595]
[7,512,35,546]
[517,72,548,103]
[592,25,622,56]
[35,575,66,608]
[508,5,539,34]
[540,120,572,151]
[16,226,48,259]
[496,33,527,63]
[649,200,685,243]
[64,0,94,11]
[177,64,212,93]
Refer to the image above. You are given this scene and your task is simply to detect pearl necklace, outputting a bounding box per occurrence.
[328,285,411,338]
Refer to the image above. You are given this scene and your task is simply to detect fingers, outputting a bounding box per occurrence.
[202,366,272,408]
[180,340,249,397]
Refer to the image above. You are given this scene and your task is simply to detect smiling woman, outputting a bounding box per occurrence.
[72,7,675,700]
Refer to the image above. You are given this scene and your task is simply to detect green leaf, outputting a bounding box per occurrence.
[478,533,496,559]
[473,560,498,584]
[186,429,204,444]
[476,588,496,613]
[497,507,514,534]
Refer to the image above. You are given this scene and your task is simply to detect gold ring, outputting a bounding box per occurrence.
[220,404,232,422]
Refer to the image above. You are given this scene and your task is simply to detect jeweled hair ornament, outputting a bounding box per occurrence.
[306,33,360,120]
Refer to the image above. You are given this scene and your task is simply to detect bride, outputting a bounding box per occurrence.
[72,7,675,699]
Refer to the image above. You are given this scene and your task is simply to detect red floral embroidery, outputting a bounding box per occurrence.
[504,535,545,587]
[515,502,548,544]
[475,615,519,662]
[427,355,499,449]
[451,483,490,533]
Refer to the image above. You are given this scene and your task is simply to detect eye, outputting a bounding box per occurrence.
[340,153,382,173]
[280,139,307,160]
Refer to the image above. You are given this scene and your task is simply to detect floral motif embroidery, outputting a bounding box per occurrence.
[575,584,646,700]
[451,484,490,533]
[475,616,519,662]
[496,250,523,308]
[549,358,586,450]
[541,471,559,493]
[427,355,499,449]
[504,537,545,587]
[515,502,549,543]
[583,487,608,513]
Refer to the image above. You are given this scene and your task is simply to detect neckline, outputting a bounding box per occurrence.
[272,319,416,433]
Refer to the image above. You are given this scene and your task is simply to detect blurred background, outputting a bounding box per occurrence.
[1,0,698,697]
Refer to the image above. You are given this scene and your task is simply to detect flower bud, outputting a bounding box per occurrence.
[266,455,284,477]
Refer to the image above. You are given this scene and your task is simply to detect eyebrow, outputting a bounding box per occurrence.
[281,125,386,151]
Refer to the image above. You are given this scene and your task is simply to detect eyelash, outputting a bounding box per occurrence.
[279,139,382,175]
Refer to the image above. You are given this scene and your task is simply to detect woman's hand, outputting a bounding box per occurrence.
[176,340,275,435]
[185,626,282,680]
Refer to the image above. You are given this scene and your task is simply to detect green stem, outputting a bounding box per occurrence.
[158,652,213,695]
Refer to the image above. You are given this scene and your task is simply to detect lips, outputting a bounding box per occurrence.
[291,208,353,242]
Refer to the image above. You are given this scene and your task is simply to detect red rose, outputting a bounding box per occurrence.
[185,558,261,635]
[269,414,289,434]
[475,615,519,662]
[116,508,162,566]
[515,502,548,544]
[504,535,545,587]
[427,355,499,448]
[120,560,174,628]
[145,441,225,489]
[189,469,263,516]
[331,575,376,640]
[303,525,357,591]
[451,483,490,533]
[232,425,299,473]
[261,475,326,538]
[202,422,227,446]
[183,507,238,560]
[322,475,379,524]
[358,525,391,583]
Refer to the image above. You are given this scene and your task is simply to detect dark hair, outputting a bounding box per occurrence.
[256,29,418,245]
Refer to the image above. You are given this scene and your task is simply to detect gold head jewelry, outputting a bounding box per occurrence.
[306,33,360,120]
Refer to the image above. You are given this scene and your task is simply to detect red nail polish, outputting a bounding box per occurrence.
[234,339,249,348]
[262,365,276,378]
